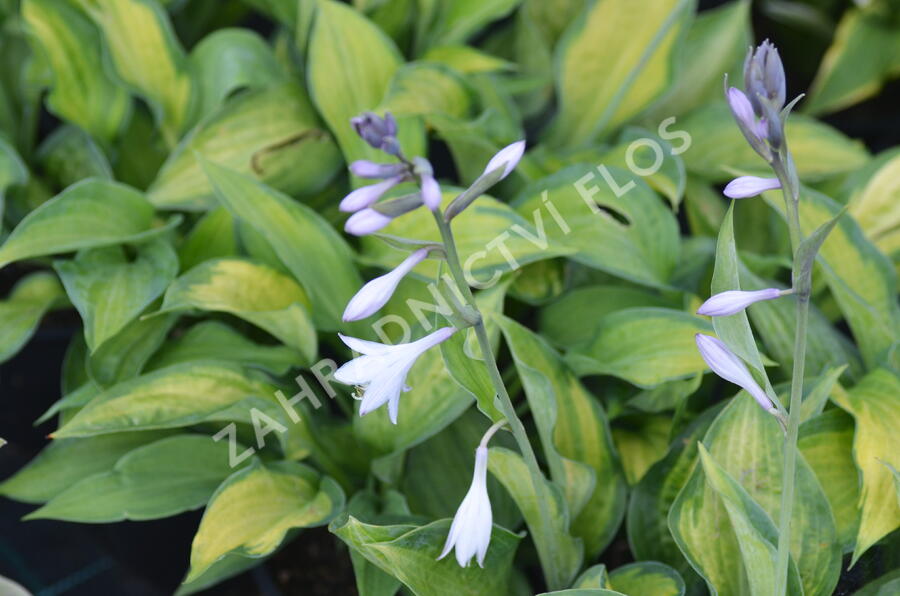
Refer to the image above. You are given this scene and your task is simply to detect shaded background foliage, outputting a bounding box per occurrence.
[0,0,898,594]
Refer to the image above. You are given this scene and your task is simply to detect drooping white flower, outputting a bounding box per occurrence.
[335,327,456,423]
[343,248,430,322]
[439,445,493,567]
[723,175,781,199]
[695,334,775,413]
[420,173,442,211]
[482,141,525,181]
[697,288,784,317]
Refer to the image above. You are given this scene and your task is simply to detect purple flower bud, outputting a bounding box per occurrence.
[697,288,784,317]
[483,141,525,181]
[345,208,393,236]
[343,248,430,321]
[339,176,403,213]
[726,87,757,133]
[351,112,399,152]
[420,173,441,211]
[723,176,781,199]
[744,40,786,113]
[695,334,775,413]
[350,160,408,179]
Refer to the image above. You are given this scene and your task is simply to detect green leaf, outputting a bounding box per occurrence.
[0,179,161,268]
[148,321,302,377]
[440,329,503,423]
[148,83,341,210]
[831,368,900,565]
[611,414,672,485]
[798,409,861,551]
[545,0,692,146]
[627,406,722,592]
[177,208,237,271]
[308,0,401,163]
[159,258,316,362]
[380,62,472,119]
[0,272,64,364]
[88,313,177,387]
[710,203,766,372]
[538,592,624,596]
[680,103,869,182]
[539,285,673,348]
[572,564,610,589]
[201,159,361,331]
[513,165,681,289]
[0,137,27,207]
[488,446,583,590]
[425,0,522,48]
[35,126,113,188]
[189,28,286,117]
[669,396,840,596]
[331,515,520,596]
[75,0,194,144]
[187,461,344,581]
[23,0,130,141]
[764,187,900,369]
[804,9,900,115]
[793,207,846,290]
[175,553,262,596]
[497,315,627,557]
[0,431,172,503]
[845,149,900,264]
[645,0,750,118]
[853,569,900,596]
[55,239,178,352]
[26,434,246,522]
[567,308,711,387]
[608,561,686,596]
[52,361,277,438]
[361,190,571,281]
[422,45,513,74]
[740,268,863,381]
[693,443,803,596]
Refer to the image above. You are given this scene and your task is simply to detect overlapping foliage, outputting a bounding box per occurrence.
[0,0,898,594]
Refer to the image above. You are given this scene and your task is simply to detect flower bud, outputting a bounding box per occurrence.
[695,334,775,412]
[349,160,408,179]
[345,208,393,236]
[723,176,781,199]
[339,176,403,213]
[697,288,784,317]
[351,112,399,153]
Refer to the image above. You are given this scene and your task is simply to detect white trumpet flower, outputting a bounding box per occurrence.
[335,327,456,423]
[439,445,493,567]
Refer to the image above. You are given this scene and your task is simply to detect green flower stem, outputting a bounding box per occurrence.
[432,209,560,589]
[772,155,810,596]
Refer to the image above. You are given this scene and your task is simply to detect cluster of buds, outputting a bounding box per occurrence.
[723,41,799,199]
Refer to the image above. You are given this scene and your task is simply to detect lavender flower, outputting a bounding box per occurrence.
[413,157,442,211]
[723,176,782,199]
[345,208,393,236]
[339,176,404,213]
[343,248,430,322]
[697,288,784,317]
[335,327,457,423]
[350,160,407,179]
[695,334,776,414]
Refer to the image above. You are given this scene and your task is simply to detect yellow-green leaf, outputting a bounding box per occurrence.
[567,308,711,387]
[22,0,130,141]
[159,258,316,362]
[0,272,64,364]
[832,368,900,565]
[75,0,194,144]
[608,561,686,596]
[188,461,343,581]
[545,0,692,146]
[148,83,341,210]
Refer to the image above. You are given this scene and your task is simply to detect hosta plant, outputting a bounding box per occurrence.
[0,0,898,595]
